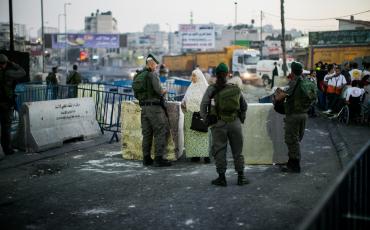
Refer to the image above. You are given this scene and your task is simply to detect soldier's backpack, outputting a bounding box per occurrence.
[214,84,241,122]
[132,70,148,100]
[294,78,317,112]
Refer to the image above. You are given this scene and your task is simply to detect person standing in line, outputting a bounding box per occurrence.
[181,68,210,164]
[271,62,279,89]
[0,54,26,156]
[341,62,351,85]
[349,62,362,83]
[200,63,248,186]
[323,65,347,114]
[134,54,171,167]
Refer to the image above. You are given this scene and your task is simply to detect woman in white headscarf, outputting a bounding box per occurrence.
[182,68,210,163]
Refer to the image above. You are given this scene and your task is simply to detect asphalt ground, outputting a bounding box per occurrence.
[0,117,369,230]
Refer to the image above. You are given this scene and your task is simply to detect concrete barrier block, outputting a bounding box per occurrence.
[121,101,184,161]
[14,97,101,152]
[242,103,288,164]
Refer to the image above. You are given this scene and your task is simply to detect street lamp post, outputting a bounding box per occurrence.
[58,13,64,33]
[234,1,237,46]
[64,2,71,73]
[58,13,64,66]
[41,0,45,72]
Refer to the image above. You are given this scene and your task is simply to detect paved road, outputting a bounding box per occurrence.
[0,118,369,230]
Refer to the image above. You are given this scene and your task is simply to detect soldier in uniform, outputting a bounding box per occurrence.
[200,63,248,186]
[278,62,307,173]
[137,54,171,167]
[67,64,82,85]
[67,64,82,97]
[0,54,26,156]
[46,66,58,85]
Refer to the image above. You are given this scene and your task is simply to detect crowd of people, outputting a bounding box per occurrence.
[307,61,370,123]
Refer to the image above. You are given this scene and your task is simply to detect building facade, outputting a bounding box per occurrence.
[337,17,370,31]
[85,10,118,34]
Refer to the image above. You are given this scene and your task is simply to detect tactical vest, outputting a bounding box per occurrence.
[211,84,241,122]
[285,77,317,114]
[132,69,160,101]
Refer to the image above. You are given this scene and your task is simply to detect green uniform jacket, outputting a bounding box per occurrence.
[46,72,58,85]
[142,68,163,102]
[284,75,305,114]
[67,70,82,85]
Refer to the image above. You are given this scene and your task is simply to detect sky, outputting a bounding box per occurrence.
[1,0,370,36]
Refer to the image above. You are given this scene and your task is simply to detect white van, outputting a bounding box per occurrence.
[256,60,292,86]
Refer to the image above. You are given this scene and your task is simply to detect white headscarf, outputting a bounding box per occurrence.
[182,68,209,112]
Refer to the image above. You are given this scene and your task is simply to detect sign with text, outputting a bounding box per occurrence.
[179,24,215,50]
[309,30,370,46]
[51,33,120,48]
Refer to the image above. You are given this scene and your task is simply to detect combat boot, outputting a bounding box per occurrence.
[143,155,153,166]
[211,173,227,187]
[237,171,250,186]
[281,159,301,173]
[153,156,172,167]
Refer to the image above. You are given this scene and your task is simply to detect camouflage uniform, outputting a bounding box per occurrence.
[284,75,307,161]
[46,72,58,85]
[0,57,26,155]
[66,70,82,97]
[200,85,248,174]
[139,68,169,159]
[66,70,82,85]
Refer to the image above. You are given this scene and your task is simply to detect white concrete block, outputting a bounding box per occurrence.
[15,97,101,152]
[242,103,288,164]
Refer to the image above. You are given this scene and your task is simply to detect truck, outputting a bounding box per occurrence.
[162,46,260,80]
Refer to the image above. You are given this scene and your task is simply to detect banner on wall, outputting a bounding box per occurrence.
[50,33,120,48]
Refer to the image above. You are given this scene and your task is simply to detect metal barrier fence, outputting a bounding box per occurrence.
[299,141,370,230]
[77,85,134,143]
[13,82,187,143]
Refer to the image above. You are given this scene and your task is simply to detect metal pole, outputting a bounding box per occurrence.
[58,14,63,66]
[41,0,45,72]
[58,14,63,33]
[234,1,237,45]
[64,4,67,73]
[9,0,14,51]
[64,3,71,73]
[281,0,287,76]
[260,10,263,57]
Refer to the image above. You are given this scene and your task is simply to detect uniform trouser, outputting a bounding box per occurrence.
[284,113,307,161]
[0,103,13,154]
[210,119,244,174]
[140,105,169,158]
